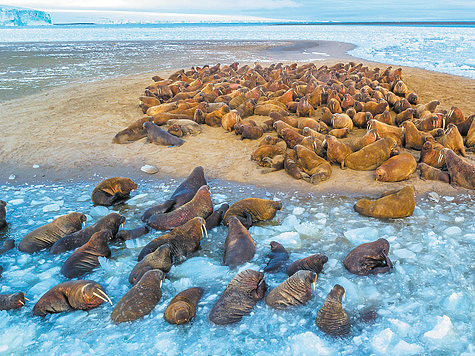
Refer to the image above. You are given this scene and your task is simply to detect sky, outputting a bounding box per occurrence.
[2,0,474,22]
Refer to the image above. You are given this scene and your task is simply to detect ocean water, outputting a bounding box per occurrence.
[0,23,474,102]
[0,178,473,355]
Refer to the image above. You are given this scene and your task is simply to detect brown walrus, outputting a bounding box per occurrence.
[223,198,282,228]
[222,110,242,131]
[418,163,450,183]
[209,269,267,325]
[164,287,204,325]
[375,152,417,182]
[129,243,173,285]
[316,284,350,336]
[144,121,185,146]
[349,129,378,152]
[111,269,165,324]
[0,239,14,255]
[112,117,152,144]
[324,135,352,169]
[146,185,213,231]
[223,216,256,267]
[419,140,445,168]
[32,280,111,317]
[466,117,475,147]
[278,127,305,148]
[331,114,353,130]
[439,124,466,156]
[294,145,332,184]
[286,254,328,277]
[344,238,393,275]
[205,203,229,230]
[91,177,137,206]
[354,186,415,219]
[264,241,289,273]
[138,216,205,261]
[19,212,87,254]
[50,213,125,254]
[265,270,317,309]
[344,137,397,170]
[116,226,149,241]
[142,166,207,221]
[0,292,26,311]
[61,230,112,279]
[402,121,436,150]
[328,128,350,138]
[441,148,475,189]
[0,200,6,229]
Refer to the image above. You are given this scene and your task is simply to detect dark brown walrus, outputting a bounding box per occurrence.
[142,166,207,221]
[344,137,397,170]
[205,203,229,230]
[19,212,86,253]
[344,238,393,275]
[146,185,213,231]
[354,186,415,219]
[129,243,173,285]
[294,144,333,184]
[418,163,450,183]
[0,239,15,255]
[264,241,289,273]
[138,216,205,261]
[286,254,328,277]
[316,284,350,336]
[50,213,125,254]
[0,292,26,311]
[0,200,6,229]
[265,270,317,309]
[111,269,165,323]
[164,287,204,325]
[112,117,152,144]
[32,280,111,317]
[209,269,267,325]
[441,148,475,190]
[375,152,417,182]
[223,198,282,228]
[61,230,112,279]
[116,226,149,241]
[91,177,137,206]
[143,121,185,146]
[223,216,256,267]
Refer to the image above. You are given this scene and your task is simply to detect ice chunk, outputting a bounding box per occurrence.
[427,192,440,202]
[172,257,228,283]
[393,249,416,259]
[344,227,378,244]
[292,207,305,215]
[443,226,461,236]
[393,340,423,355]
[423,315,453,340]
[8,199,24,205]
[77,194,90,202]
[389,319,411,337]
[90,205,110,218]
[127,193,148,204]
[443,196,454,202]
[286,332,333,355]
[42,202,62,212]
[264,231,301,248]
[372,328,394,353]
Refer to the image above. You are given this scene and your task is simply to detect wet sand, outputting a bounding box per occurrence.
[0,40,474,197]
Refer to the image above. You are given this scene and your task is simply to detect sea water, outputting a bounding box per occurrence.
[0,178,473,354]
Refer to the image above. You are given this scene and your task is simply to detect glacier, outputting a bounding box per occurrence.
[0,6,51,26]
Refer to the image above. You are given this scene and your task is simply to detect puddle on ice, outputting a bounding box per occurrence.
[0,178,473,355]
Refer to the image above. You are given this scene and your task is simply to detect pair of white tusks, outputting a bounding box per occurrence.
[93,289,113,305]
[200,224,208,240]
[437,152,444,165]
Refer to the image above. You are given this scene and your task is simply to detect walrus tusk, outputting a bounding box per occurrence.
[437,152,444,165]
[312,281,316,291]
[381,250,393,269]
[18,300,25,306]
[96,289,113,305]
[121,223,125,229]
[93,292,109,305]
[159,280,163,288]
[24,297,30,301]
[442,118,446,130]
[82,221,86,228]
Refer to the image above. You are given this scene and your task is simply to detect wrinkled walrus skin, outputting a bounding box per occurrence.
[265,270,317,309]
[316,284,350,336]
[111,269,165,324]
[264,241,289,273]
[129,243,173,285]
[164,287,204,325]
[116,226,149,241]
[91,177,137,206]
[60,230,112,279]
[223,216,256,267]
[354,186,415,219]
[32,280,110,317]
[286,254,328,277]
[142,166,207,221]
[50,213,125,254]
[441,148,475,190]
[209,269,267,325]
[0,292,26,311]
[375,152,417,182]
[0,239,15,255]
[344,238,393,276]
[223,198,283,227]
[146,185,213,231]
[144,121,185,146]
[19,212,86,254]
[418,163,450,183]
[0,200,6,229]
[344,137,397,170]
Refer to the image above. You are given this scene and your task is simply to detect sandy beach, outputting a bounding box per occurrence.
[0,40,474,197]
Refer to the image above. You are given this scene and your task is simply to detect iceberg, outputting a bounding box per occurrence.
[0,6,51,26]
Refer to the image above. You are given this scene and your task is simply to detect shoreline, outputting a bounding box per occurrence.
[0,40,474,197]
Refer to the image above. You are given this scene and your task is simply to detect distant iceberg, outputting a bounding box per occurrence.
[0,5,52,26]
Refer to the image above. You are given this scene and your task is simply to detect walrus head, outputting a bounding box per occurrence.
[344,238,393,275]
[114,178,137,195]
[5,292,26,310]
[69,282,112,309]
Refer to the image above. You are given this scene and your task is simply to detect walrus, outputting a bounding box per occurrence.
[374,110,394,126]
[167,119,202,135]
[112,117,152,144]
[441,148,475,189]
[466,117,475,147]
[223,216,256,267]
[402,121,436,150]
[129,243,172,284]
[0,239,15,255]
[258,135,287,151]
[61,230,112,279]
[0,200,6,229]
[142,166,207,221]
[344,137,397,170]
[352,112,372,128]
[264,241,289,273]
[328,128,350,139]
[241,124,264,140]
[269,112,298,128]
[349,129,378,152]
[167,124,183,137]
[205,203,229,230]
[164,287,204,325]
[111,269,165,324]
[362,101,388,116]
[143,121,185,146]
[327,98,342,114]
[294,145,332,184]
[324,135,352,169]
[278,127,304,149]
[0,292,25,311]
[286,254,328,277]
[91,177,137,206]
[146,185,213,231]
[445,106,465,125]
[354,186,415,219]
[392,80,409,96]
[415,100,440,117]
[32,280,111,317]
[50,213,125,254]
[209,269,267,325]
[375,152,417,182]
[116,226,149,241]
[223,198,282,228]
[418,163,450,183]
[316,284,350,336]
[19,212,86,253]
[265,270,317,310]
[331,114,353,130]
[419,140,445,168]
[393,98,411,114]
[284,150,308,180]
[344,238,393,275]
[367,120,403,146]
[138,216,205,261]
[439,124,466,156]
[251,145,285,167]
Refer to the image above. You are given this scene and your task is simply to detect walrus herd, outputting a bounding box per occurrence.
[0,166,414,336]
[113,61,474,190]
